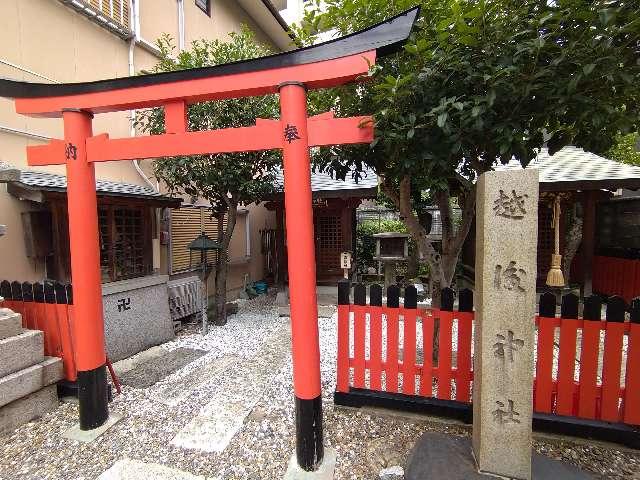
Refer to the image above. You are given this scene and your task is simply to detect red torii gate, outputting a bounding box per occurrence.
[0,8,418,472]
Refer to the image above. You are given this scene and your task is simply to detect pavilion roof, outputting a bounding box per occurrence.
[496,146,640,192]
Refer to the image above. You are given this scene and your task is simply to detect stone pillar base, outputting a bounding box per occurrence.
[284,447,336,480]
[405,433,594,480]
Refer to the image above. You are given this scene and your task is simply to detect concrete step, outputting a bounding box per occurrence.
[0,330,44,378]
[0,308,22,340]
[0,384,58,436]
[0,357,64,408]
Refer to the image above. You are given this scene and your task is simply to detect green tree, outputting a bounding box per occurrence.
[608,132,640,166]
[295,0,640,304]
[136,29,280,325]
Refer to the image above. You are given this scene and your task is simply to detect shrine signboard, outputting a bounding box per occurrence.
[473,169,539,479]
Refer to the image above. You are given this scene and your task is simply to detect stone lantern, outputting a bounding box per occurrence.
[373,232,410,287]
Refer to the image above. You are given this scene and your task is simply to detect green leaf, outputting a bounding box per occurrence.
[582,64,596,76]
[437,112,448,128]
[487,89,496,106]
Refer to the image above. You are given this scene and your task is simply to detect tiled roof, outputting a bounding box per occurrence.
[273,167,378,194]
[496,146,640,191]
[1,164,178,203]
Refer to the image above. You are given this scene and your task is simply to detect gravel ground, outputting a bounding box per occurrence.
[1,294,639,480]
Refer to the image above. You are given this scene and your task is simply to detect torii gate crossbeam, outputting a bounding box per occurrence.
[0,7,418,473]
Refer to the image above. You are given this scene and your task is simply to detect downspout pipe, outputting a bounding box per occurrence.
[128,0,158,192]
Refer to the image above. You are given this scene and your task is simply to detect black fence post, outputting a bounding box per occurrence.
[607,296,626,323]
[459,289,473,313]
[561,293,579,319]
[539,292,557,317]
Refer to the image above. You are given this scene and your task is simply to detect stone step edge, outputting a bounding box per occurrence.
[0,330,45,378]
[0,357,64,409]
[0,308,23,340]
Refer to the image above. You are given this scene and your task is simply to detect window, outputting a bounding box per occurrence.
[85,0,130,28]
[170,207,225,273]
[99,205,153,282]
[195,0,211,16]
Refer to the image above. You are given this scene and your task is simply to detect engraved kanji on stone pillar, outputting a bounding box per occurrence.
[473,169,538,480]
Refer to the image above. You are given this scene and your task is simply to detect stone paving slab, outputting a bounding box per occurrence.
[98,458,214,480]
[117,347,207,389]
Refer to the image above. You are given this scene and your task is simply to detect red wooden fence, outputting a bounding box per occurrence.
[1,280,77,381]
[336,282,640,428]
[592,255,640,303]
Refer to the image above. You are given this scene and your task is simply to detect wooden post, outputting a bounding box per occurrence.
[582,190,597,297]
[62,109,109,431]
[279,81,323,471]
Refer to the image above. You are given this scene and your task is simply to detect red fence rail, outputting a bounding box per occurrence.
[336,281,640,430]
[1,280,77,381]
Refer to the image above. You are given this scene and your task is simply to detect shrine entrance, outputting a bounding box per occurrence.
[0,7,418,474]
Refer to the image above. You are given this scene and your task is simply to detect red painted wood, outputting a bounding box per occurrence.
[25,140,67,166]
[402,307,417,395]
[353,304,367,388]
[84,115,373,163]
[601,322,625,422]
[556,318,579,416]
[369,304,383,391]
[164,100,188,134]
[336,304,350,393]
[623,323,640,425]
[456,311,473,402]
[577,319,601,419]
[16,51,376,116]
[419,310,434,397]
[437,310,453,400]
[623,261,635,302]
[534,316,556,413]
[385,306,400,392]
[35,301,50,354]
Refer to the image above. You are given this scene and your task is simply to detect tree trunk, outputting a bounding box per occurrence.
[562,204,583,285]
[213,205,238,326]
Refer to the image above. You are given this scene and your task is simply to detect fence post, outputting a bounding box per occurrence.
[385,285,400,392]
[336,279,351,393]
[535,292,556,413]
[437,287,454,400]
[21,282,35,331]
[577,295,602,419]
[556,293,579,416]
[353,284,367,388]
[624,299,640,425]
[403,285,418,395]
[369,284,383,391]
[601,296,626,422]
[456,289,473,403]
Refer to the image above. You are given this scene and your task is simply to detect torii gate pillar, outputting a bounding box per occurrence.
[63,109,109,430]
[279,82,324,470]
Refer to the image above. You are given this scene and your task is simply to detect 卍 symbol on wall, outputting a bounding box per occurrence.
[117,297,131,312]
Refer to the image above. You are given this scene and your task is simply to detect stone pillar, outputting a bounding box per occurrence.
[473,169,539,480]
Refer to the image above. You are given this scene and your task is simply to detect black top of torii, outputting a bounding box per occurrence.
[0,7,419,100]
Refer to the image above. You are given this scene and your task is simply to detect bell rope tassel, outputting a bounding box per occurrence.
[546,195,565,287]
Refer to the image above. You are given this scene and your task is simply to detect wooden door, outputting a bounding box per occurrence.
[314,210,343,281]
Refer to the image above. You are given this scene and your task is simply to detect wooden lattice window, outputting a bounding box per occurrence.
[85,0,130,28]
[99,205,152,282]
[170,207,226,273]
